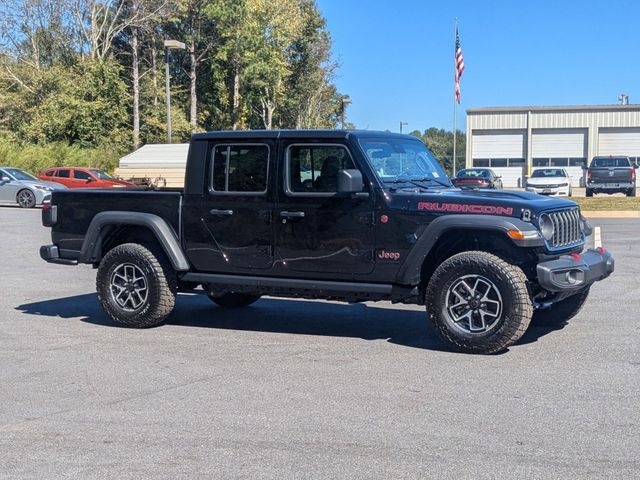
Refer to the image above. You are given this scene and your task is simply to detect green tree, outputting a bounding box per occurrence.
[410,128,466,176]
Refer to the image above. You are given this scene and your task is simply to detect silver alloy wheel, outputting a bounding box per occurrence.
[17,190,35,207]
[445,274,503,334]
[110,263,149,311]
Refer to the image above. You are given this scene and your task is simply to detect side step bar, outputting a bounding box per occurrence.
[181,272,394,294]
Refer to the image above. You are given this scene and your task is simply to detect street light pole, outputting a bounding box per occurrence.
[340,97,352,129]
[163,39,186,144]
[400,121,408,134]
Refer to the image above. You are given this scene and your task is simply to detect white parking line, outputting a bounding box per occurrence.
[594,226,602,249]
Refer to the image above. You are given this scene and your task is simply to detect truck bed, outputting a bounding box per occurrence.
[50,189,182,257]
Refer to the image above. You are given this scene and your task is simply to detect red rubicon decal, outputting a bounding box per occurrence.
[417,202,514,216]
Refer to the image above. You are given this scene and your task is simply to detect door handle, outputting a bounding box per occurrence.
[280,211,305,218]
[209,209,234,216]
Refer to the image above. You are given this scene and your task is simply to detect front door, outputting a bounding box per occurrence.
[188,141,275,272]
[275,142,375,277]
[0,169,20,203]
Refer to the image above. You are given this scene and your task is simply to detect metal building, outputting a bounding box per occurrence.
[465,104,640,187]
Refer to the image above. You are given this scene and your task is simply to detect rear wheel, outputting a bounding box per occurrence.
[208,292,261,308]
[586,188,593,197]
[96,243,176,328]
[17,189,36,208]
[627,187,636,197]
[425,251,532,354]
[532,288,590,326]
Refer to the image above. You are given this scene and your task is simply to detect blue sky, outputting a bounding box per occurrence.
[316,0,637,133]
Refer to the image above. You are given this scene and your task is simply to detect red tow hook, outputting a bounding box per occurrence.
[570,253,581,262]
[597,246,606,254]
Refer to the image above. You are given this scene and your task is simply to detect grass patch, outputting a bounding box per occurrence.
[573,196,640,211]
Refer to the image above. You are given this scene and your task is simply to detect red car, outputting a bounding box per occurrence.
[38,167,135,189]
[451,168,503,189]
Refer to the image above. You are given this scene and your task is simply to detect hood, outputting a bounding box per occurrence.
[21,180,67,190]
[526,176,568,185]
[387,187,577,219]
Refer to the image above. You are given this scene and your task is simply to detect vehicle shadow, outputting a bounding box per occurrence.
[15,293,565,352]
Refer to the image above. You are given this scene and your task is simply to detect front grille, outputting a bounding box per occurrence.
[543,208,582,248]
[532,184,563,189]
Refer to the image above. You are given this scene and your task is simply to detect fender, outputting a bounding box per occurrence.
[78,211,190,271]
[395,214,544,285]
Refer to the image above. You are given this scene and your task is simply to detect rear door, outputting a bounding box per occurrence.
[274,141,375,277]
[187,141,275,272]
[52,168,73,188]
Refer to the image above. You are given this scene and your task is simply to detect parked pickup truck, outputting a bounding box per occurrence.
[586,156,637,197]
[40,130,614,354]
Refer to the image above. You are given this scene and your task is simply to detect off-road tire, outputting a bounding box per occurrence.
[628,188,636,197]
[208,292,261,308]
[425,251,533,354]
[532,288,590,326]
[96,243,176,328]
[586,188,593,197]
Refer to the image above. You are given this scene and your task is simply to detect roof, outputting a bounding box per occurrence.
[467,104,640,114]
[119,143,190,168]
[191,129,413,140]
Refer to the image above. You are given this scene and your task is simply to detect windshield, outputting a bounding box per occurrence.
[531,169,566,178]
[4,168,37,181]
[91,169,112,179]
[457,169,490,179]
[358,138,450,186]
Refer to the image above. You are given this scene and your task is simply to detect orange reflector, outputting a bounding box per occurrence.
[506,230,525,240]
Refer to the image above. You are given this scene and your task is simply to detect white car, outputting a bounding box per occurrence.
[525,168,572,197]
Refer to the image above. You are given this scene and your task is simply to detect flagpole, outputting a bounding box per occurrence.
[452,17,457,177]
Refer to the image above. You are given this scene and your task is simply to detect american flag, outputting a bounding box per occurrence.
[454,27,465,104]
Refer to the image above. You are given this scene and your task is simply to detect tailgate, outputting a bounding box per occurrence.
[591,168,632,182]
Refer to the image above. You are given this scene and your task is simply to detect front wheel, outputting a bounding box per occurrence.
[17,189,36,208]
[532,288,590,326]
[96,243,177,328]
[208,292,261,308]
[586,188,593,197]
[425,251,533,354]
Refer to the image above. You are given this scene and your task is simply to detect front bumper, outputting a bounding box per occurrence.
[525,186,571,196]
[537,248,614,292]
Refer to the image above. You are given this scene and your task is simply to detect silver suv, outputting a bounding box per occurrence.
[0,167,67,208]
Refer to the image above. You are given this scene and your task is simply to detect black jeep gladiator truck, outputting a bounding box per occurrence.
[40,130,614,354]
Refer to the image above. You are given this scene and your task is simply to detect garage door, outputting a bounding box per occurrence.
[472,130,526,159]
[532,129,587,158]
[598,128,640,156]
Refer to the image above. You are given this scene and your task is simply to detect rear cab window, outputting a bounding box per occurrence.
[592,157,631,168]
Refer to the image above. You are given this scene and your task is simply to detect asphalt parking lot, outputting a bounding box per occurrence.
[1,206,639,479]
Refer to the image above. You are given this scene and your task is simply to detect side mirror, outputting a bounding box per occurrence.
[497,175,502,179]
[337,169,364,194]
[0,176,10,184]
[86,177,95,183]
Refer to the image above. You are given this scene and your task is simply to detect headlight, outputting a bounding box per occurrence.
[558,183,568,187]
[539,214,555,241]
[34,185,51,191]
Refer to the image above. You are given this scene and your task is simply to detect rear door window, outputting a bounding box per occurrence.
[56,169,71,178]
[211,144,269,194]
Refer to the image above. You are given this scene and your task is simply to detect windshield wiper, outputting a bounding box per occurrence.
[403,177,452,188]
